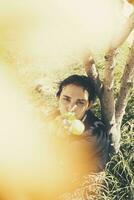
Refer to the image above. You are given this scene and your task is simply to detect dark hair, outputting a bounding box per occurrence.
[56,74,96,102]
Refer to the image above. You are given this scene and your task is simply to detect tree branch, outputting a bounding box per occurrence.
[100,50,116,127]
[101,50,122,152]
[111,10,134,50]
[83,54,102,97]
[115,39,134,127]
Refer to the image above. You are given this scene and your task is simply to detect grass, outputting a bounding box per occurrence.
[100,120,134,200]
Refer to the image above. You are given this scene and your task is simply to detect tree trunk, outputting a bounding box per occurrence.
[83,9,134,153]
[115,39,134,128]
[100,50,116,127]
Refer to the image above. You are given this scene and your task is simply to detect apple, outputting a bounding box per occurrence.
[69,119,85,135]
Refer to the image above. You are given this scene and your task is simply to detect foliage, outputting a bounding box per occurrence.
[123,91,134,124]
[100,121,134,200]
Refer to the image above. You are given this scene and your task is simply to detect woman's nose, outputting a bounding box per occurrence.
[68,104,77,112]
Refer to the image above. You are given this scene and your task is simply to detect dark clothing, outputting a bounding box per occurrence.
[45,109,110,198]
[83,110,110,171]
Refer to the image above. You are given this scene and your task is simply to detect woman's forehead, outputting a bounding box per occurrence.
[61,84,89,100]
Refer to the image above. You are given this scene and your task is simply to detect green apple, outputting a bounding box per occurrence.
[69,119,85,135]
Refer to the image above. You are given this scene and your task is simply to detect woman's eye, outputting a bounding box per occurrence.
[77,102,84,106]
[62,98,70,102]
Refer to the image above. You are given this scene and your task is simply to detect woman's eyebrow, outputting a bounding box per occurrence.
[62,95,86,102]
[63,95,71,99]
[77,99,86,102]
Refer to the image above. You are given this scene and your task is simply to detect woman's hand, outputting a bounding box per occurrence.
[55,115,71,138]
[55,115,85,137]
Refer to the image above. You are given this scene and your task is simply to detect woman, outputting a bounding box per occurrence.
[46,74,110,199]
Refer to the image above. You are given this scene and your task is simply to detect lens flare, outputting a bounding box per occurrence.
[0,0,124,71]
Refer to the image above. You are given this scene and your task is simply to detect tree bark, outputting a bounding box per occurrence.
[100,50,121,152]
[83,55,102,97]
[100,50,116,127]
[115,39,134,127]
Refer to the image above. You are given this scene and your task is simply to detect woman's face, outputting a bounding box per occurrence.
[58,84,91,120]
